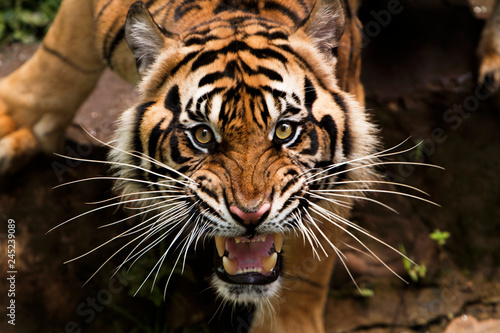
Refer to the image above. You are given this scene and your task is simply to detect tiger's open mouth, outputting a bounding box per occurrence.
[214,234,284,285]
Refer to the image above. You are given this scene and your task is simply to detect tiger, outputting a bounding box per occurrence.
[0,0,445,332]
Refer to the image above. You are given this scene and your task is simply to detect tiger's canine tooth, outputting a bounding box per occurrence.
[273,233,284,253]
[215,236,225,257]
[261,252,278,274]
[222,256,238,275]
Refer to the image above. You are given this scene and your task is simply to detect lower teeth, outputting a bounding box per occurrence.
[236,267,263,274]
[261,252,278,274]
[222,256,238,275]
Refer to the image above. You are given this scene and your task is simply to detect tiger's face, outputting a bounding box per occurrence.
[110,1,377,305]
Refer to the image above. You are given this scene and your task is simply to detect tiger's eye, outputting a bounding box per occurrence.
[275,122,293,141]
[194,126,214,145]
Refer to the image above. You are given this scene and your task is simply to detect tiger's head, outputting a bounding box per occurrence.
[109,0,378,305]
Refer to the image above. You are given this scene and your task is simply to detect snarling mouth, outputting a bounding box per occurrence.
[214,234,283,285]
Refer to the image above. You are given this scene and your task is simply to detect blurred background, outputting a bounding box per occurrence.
[1,0,499,332]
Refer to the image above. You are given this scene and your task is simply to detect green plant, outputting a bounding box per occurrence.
[357,287,374,298]
[400,244,427,282]
[0,0,61,45]
[429,229,450,247]
[413,139,425,161]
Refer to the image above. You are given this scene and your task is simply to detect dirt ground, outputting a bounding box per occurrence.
[1,1,500,332]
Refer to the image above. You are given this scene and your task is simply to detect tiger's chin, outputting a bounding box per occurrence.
[211,234,284,304]
[211,276,283,305]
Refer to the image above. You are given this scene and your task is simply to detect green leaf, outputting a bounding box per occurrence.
[0,0,62,45]
[430,229,450,247]
[417,264,427,279]
[358,288,374,297]
[399,244,412,271]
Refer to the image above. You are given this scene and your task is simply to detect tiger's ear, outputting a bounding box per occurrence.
[298,0,345,59]
[125,1,176,76]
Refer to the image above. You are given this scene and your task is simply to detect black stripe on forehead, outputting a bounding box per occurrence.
[198,58,284,91]
[184,35,221,47]
[170,51,200,77]
[257,66,283,82]
[208,84,273,131]
[174,0,202,22]
[198,60,239,87]
[261,85,286,100]
[219,86,242,127]
[244,86,271,129]
[239,60,283,82]
[255,30,289,41]
[194,87,226,119]
[191,40,288,72]
[263,0,302,26]
[184,16,283,41]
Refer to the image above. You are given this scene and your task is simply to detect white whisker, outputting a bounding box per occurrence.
[307,161,443,185]
[131,219,191,296]
[47,193,191,234]
[303,191,353,209]
[99,200,188,229]
[80,126,196,184]
[293,211,322,260]
[303,138,416,181]
[54,153,195,187]
[322,179,430,196]
[53,176,185,190]
[331,242,362,293]
[86,189,184,205]
[119,202,190,238]
[120,194,194,211]
[80,214,179,286]
[120,203,197,266]
[303,191,397,214]
[307,201,411,283]
[64,201,187,265]
[312,188,440,207]
[301,209,332,259]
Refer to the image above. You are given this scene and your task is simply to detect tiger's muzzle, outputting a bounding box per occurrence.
[214,233,284,285]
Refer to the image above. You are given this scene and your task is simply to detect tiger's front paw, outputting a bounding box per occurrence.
[0,97,69,175]
[0,101,41,174]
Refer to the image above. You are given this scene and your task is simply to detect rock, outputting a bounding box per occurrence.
[444,315,500,333]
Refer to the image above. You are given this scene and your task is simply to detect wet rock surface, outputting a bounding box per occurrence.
[1,1,500,332]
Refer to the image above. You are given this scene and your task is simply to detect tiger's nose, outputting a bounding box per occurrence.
[230,203,271,226]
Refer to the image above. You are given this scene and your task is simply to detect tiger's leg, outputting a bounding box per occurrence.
[478,0,500,89]
[250,233,338,333]
[0,0,105,174]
